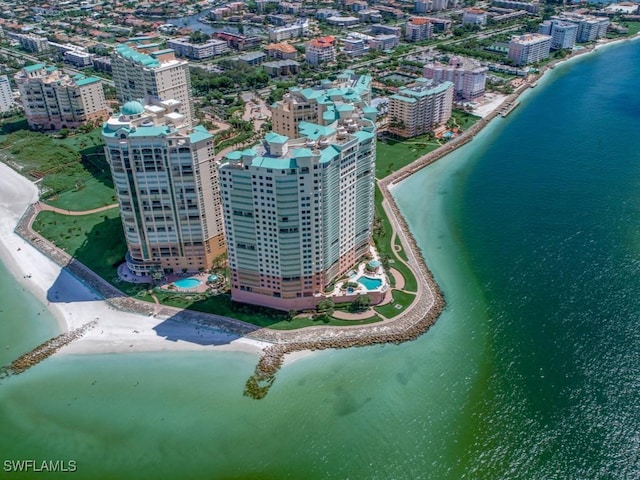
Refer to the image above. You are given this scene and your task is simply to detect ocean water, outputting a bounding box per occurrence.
[1,40,640,479]
[0,261,59,367]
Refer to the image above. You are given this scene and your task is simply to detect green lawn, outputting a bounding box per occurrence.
[45,178,117,211]
[31,209,145,298]
[267,314,382,330]
[376,110,480,179]
[373,186,418,293]
[621,22,640,36]
[151,290,290,327]
[374,290,416,318]
[376,135,441,178]
[394,236,409,262]
[451,110,481,130]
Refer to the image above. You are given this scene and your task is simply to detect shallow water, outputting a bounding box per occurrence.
[1,40,639,479]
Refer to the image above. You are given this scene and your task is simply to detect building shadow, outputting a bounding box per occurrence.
[152,316,241,346]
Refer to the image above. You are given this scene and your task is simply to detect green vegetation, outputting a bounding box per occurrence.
[451,110,481,130]
[268,314,382,330]
[394,236,409,262]
[46,179,117,211]
[149,290,291,326]
[376,134,441,178]
[0,124,114,207]
[31,210,141,294]
[621,22,640,36]
[373,186,418,293]
[191,61,269,96]
[375,290,416,318]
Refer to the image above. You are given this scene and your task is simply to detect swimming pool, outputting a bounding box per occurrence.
[173,277,202,289]
[357,276,382,290]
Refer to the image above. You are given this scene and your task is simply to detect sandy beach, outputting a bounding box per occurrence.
[0,162,268,357]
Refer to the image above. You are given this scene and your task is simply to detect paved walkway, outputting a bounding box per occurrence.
[37,202,118,216]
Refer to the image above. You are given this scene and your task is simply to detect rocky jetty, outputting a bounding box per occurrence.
[1,320,97,379]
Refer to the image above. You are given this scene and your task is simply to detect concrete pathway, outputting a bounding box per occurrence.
[37,202,118,216]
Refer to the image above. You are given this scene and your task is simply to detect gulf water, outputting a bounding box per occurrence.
[1,40,639,478]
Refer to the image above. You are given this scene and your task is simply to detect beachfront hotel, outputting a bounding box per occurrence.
[507,33,552,66]
[219,74,379,310]
[102,98,225,276]
[388,78,454,138]
[112,38,194,124]
[270,71,373,138]
[15,64,109,130]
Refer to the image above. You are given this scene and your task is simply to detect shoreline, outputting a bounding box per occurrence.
[1,33,638,374]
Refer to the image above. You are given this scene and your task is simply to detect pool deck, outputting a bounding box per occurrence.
[330,252,389,300]
[117,265,217,294]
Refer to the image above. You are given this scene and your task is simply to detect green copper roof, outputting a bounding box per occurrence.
[121,100,145,116]
[24,63,45,72]
[292,147,313,158]
[265,132,289,144]
[252,157,298,169]
[189,125,212,143]
[354,130,374,142]
[116,43,161,68]
[320,145,340,163]
[75,76,101,86]
[298,122,335,141]
[225,151,242,161]
[389,94,417,103]
[128,126,170,137]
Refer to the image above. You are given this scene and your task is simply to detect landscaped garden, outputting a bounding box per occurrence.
[374,290,416,319]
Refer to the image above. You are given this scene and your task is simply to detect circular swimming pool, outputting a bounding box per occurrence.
[173,277,202,289]
[356,276,382,290]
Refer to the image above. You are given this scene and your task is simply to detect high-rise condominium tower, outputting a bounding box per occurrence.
[219,73,379,310]
[112,38,193,124]
[103,98,225,275]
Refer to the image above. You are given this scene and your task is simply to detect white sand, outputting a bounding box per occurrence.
[0,163,269,357]
[471,93,508,118]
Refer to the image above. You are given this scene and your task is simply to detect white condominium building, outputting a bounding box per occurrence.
[167,37,229,60]
[507,33,552,66]
[462,8,487,26]
[388,78,454,138]
[103,98,225,275]
[271,71,372,137]
[219,77,379,311]
[405,18,433,42]
[423,56,487,100]
[112,38,194,124]
[305,36,336,65]
[550,14,609,43]
[268,20,309,42]
[539,20,578,50]
[15,64,108,130]
[0,75,14,113]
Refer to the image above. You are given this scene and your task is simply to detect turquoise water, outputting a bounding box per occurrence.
[173,277,202,289]
[1,39,639,478]
[356,275,383,290]
[0,261,60,367]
